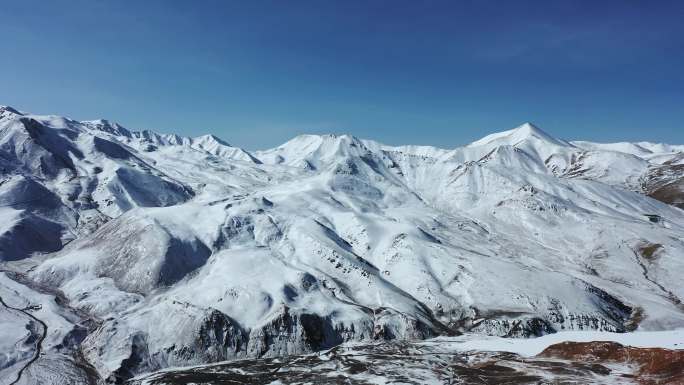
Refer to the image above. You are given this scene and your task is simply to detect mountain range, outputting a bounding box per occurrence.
[1,105,683,384]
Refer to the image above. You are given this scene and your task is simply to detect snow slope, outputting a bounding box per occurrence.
[1,105,683,383]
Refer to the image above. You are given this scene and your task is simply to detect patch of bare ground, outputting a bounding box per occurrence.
[639,243,664,261]
[643,164,684,209]
[624,306,645,332]
[539,341,684,384]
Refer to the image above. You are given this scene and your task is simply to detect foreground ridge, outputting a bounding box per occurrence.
[130,331,684,385]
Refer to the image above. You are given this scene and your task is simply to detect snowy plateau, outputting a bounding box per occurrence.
[1,104,684,384]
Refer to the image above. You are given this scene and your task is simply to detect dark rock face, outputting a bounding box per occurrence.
[196,310,248,357]
[583,283,633,330]
[86,309,249,385]
[246,306,358,357]
[466,284,633,338]
[246,304,439,358]
[87,303,445,383]
[469,316,555,338]
[109,333,149,384]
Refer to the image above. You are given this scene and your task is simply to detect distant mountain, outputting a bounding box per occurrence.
[1,105,683,384]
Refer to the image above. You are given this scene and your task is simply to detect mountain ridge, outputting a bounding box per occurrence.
[4,104,682,161]
[1,104,684,384]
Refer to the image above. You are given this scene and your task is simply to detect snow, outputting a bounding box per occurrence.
[0,271,89,385]
[426,329,684,357]
[468,122,571,148]
[0,273,76,353]
[130,329,684,385]
[0,304,32,385]
[1,104,684,382]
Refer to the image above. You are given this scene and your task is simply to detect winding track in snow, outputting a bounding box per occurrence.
[627,247,684,312]
[0,269,102,385]
[0,277,47,385]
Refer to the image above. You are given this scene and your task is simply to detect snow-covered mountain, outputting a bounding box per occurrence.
[1,105,683,384]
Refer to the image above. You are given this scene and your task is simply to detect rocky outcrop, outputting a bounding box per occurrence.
[246,306,366,357]
[540,341,684,384]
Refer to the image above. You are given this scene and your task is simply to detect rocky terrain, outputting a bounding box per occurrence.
[1,104,683,384]
[131,331,684,385]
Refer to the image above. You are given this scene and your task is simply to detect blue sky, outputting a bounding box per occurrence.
[2,0,683,149]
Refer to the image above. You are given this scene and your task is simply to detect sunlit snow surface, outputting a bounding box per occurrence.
[431,329,684,356]
[1,105,684,383]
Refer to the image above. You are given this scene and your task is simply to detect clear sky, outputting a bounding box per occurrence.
[2,0,683,149]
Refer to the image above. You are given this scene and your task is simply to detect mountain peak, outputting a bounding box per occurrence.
[512,122,560,142]
[193,134,232,147]
[82,119,131,137]
[468,122,570,148]
[515,121,542,134]
[0,105,23,118]
[188,134,261,163]
[255,133,369,167]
